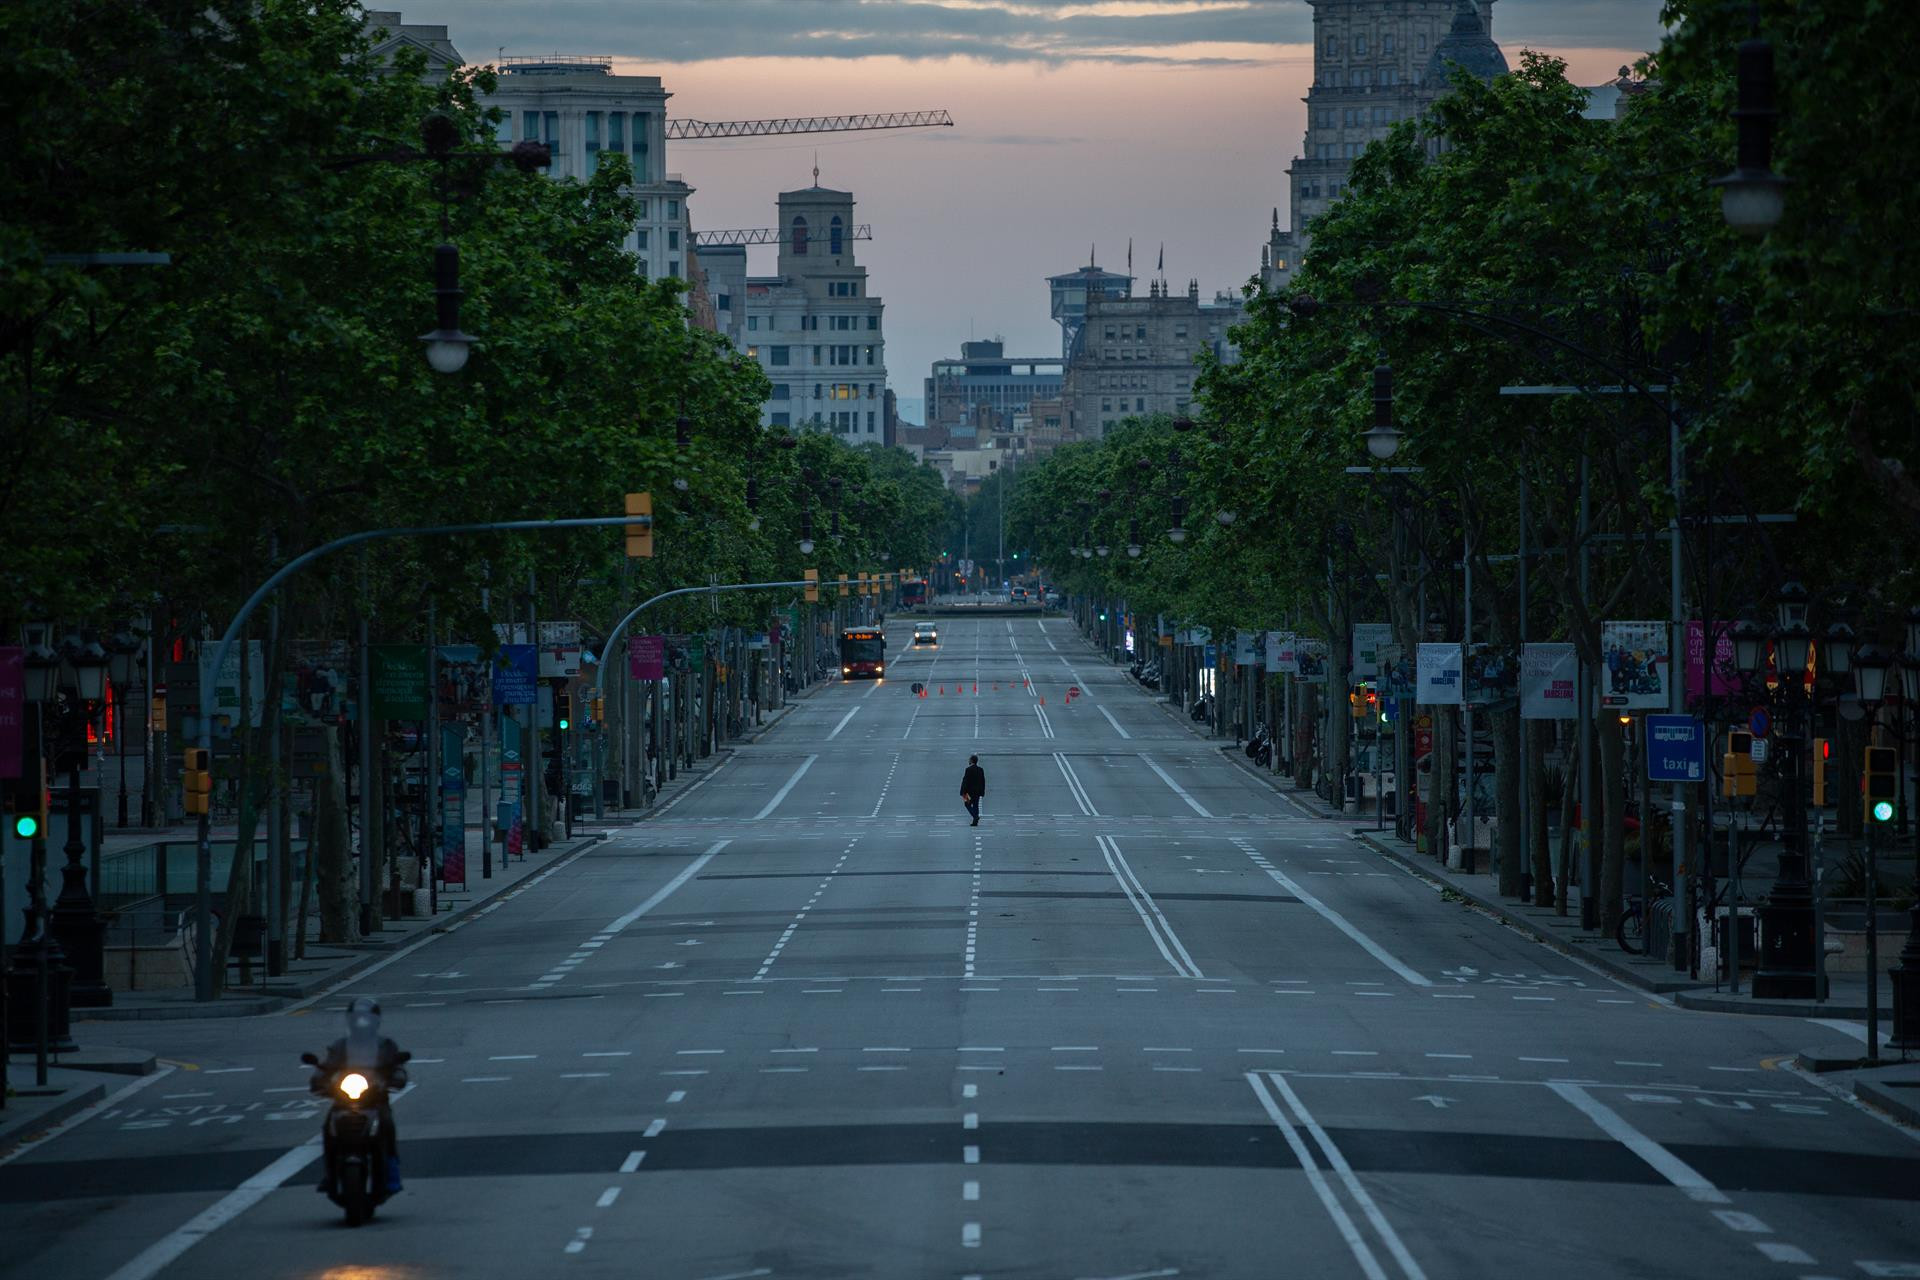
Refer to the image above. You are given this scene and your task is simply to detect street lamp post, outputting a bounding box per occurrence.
[1854,643,1893,1061]
[48,635,112,1009]
[5,632,79,1062]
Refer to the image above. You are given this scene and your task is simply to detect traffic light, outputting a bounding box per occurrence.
[591,694,605,724]
[857,571,869,597]
[838,572,849,599]
[624,491,654,558]
[1864,745,1897,823]
[3,762,46,840]
[557,691,572,732]
[1812,737,1830,806]
[804,568,819,603]
[1722,730,1756,799]
[183,747,212,816]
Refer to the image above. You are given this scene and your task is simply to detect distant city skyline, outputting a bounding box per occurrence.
[419,1,1666,422]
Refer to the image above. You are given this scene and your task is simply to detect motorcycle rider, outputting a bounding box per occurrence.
[311,997,409,1195]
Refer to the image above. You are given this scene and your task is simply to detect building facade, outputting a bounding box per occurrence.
[362,10,464,76]
[1049,264,1134,358]
[924,341,1063,432]
[741,187,888,437]
[1060,279,1243,439]
[482,56,695,284]
[1262,0,1507,289]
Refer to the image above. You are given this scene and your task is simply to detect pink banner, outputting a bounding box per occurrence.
[1686,621,1740,699]
[628,634,665,680]
[0,647,22,779]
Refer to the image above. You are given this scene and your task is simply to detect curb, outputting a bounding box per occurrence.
[1677,990,1875,1018]
[77,833,608,1023]
[1855,1076,1920,1127]
[0,1080,106,1151]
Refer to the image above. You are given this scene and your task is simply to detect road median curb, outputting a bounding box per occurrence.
[0,1079,107,1152]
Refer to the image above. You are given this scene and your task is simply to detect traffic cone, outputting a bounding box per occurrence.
[939,685,945,695]
[972,683,978,694]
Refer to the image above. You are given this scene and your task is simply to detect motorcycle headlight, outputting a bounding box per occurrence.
[339,1072,371,1101]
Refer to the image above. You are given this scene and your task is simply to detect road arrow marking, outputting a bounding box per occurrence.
[1413,1095,1455,1109]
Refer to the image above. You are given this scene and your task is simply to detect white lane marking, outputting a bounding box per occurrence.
[1810,1017,1893,1048]
[1034,702,1055,739]
[697,1271,773,1280]
[964,1179,980,1200]
[645,1118,667,1137]
[1712,1210,1770,1233]
[620,1150,646,1172]
[1099,834,1204,979]
[1267,1073,1428,1280]
[964,1145,980,1164]
[565,1227,593,1255]
[1247,1073,1390,1280]
[602,840,731,933]
[596,1186,622,1208]
[1098,705,1131,738]
[1549,1083,1728,1203]
[1752,1242,1813,1263]
[827,705,862,741]
[1075,1271,1181,1280]
[204,1067,254,1075]
[963,1222,982,1248]
[1055,752,1099,816]
[1237,839,1431,987]
[666,1091,686,1103]
[1143,755,1211,817]
[753,755,818,821]
[0,1067,174,1167]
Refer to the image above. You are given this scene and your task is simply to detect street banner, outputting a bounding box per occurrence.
[370,644,429,720]
[441,724,466,884]
[1416,642,1464,705]
[747,633,770,651]
[1203,642,1218,667]
[436,645,488,720]
[1685,621,1741,699]
[1601,620,1670,710]
[538,620,582,646]
[538,643,583,679]
[0,647,21,778]
[1646,714,1706,783]
[1380,644,1415,698]
[1463,644,1519,706]
[1178,626,1211,646]
[1267,631,1296,674]
[1233,631,1260,667]
[628,634,665,680]
[492,645,537,705]
[1521,643,1578,719]
[1296,639,1329,684]
[1351,623,1393,678]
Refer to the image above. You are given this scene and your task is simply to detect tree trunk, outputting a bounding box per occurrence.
[1493,704,1522,896]
[316,725,355,944]
[1598,712,1628,937]
[1528,720,1553,906]
[1556,733,1579,914]
[1431,707,1457,861]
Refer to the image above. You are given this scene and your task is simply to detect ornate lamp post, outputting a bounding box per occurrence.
[1753,586,1818,998]
[105,627,140,828]
[1854,643,1894,1060]
[1710,24,1787,236]
[49,636,112,1008]
[6,630,79,1058]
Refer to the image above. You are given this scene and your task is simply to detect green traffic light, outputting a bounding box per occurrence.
[12,814,39,840]
[558,718,570,731]
[1872,799,1895,823]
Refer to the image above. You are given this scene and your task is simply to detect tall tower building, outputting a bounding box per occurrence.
[1261,0,1507,289]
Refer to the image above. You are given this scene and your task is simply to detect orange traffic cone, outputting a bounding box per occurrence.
[972,683,978,694]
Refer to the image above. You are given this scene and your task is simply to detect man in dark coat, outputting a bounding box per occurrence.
[961,755,986,826]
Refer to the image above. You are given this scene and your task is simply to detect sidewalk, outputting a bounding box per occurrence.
[1,1047,159,1153]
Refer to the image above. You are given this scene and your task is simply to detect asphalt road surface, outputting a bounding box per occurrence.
[4,616,1917,1279]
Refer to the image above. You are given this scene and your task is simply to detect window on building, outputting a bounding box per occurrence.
[1355,67,1371,86]
[1343,108,1355,126]
[1381,67,1397,86]
[830,215,844,255]
[1327,69,1342,87]
[632,112,650,178]
[771,346,791,366]
[772,383,790,400]
[585,112,600,176]
[668,229,679,250]
[748,315,759,331]
[1353,34,1366,55]
[717,294,730,311]
[1104,327,1116,340]
[1136,325,1146,338]
[791,216,809,255]
[1382,33,1394,54]
[867,383,877,398]
[636,229,649,250]
[813,345,822,364]
[1417,32,1428,52]
[1102,400,1112,413]
[772,412,791,427]
[608,112,624,154]
[543,111,559,155]
[1325,37,1338,57]
[813,384,823,399]
[868,412,876,432]
[867,315,878,330]
[667,199,679,218]
[1175,324,1188,338]
[636,199,648,218]
[637,258,648,279]
[669,259,679,277]
[1136,398,1145,412]
[864,345,876,365]
[523,110,539,141]
[494,114,513,144]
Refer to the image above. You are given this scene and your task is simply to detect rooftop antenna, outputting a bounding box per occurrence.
[812,151,820,186]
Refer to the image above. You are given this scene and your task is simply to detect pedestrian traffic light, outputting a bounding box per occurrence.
[624,491,654,558]
[557,691,572,732]
[183,747,212,816]
[1864,745,1897,823]
[591,695,605,724]
[1812,737,1830,806]
[3,764,46,840]
[804,568,819,603]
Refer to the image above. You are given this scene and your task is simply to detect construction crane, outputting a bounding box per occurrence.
[692,224,872,248]
[666,110,953,141]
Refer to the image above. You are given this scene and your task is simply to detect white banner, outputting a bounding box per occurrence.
[1416,642,1463,705]
[1296,639,1329,685]
[1233,631,1261,667]
[1351,623,1392,679]
[1521,643,1578,719]
[1601,620,1670,710]
[1267,631,1296,674]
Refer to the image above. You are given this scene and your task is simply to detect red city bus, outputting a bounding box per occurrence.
[840,628,886,679]
[899,578,928,607]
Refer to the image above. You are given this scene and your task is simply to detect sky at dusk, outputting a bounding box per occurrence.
[416,1,1670,419]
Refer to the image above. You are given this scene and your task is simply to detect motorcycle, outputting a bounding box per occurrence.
[1246,722,1273,767]
[1189,695,1212,722]
[302,1047,410,1226]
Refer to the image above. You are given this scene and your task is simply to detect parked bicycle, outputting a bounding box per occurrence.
[1615,877,1672,954]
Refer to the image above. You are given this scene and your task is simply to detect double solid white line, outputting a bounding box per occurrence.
[1054,752,1096,815]
[1248,1071,1427,1280]
[1099,834,1203,979]
[1034,702,1055,738]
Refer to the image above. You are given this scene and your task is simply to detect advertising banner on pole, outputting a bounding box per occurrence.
[1520,643,1578,719]
[1601,620,1670,710]
[1463,644,1519,706]
[628,634,666,680]
[1296,639,1329,684]
[1416,642,1464,705]
[441,724,466,884]
[369,644,429,720]
[213,639,267,728]
[0,647,22,779]
[1267,631,1296,674]
[1351,623,1393,679]
[436,645,487,720]
[1685,621,1741,699]
[492,645,537,706]
[1233,631,1261,667]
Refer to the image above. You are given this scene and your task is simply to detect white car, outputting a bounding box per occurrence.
[913,623,939,645]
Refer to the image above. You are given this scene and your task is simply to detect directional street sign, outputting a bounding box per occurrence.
[1646,714,1707,783]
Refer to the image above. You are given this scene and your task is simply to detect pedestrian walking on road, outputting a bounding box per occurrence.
[961,755,987,826]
